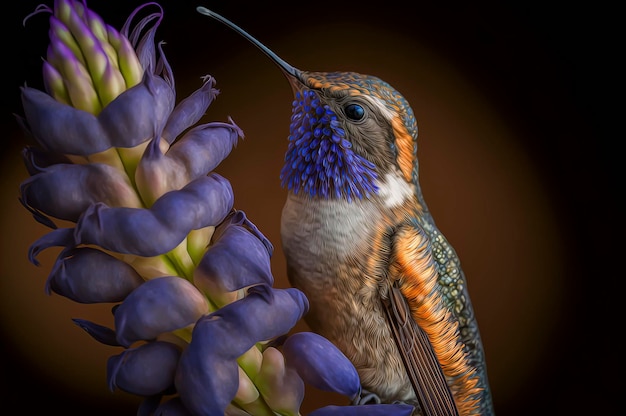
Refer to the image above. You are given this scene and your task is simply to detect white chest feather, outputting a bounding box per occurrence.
[280,171,414,262]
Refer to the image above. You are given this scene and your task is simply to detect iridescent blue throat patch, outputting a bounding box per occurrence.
[280,90,378,201]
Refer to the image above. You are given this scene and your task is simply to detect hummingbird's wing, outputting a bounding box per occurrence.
[384,221,481,416]
[382,281,459,416]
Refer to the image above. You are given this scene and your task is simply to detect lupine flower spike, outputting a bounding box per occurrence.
[17,1,415,415]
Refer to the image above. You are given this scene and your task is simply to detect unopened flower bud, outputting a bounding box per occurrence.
[194,216,273,298]
[255,346,304,415]
[114,276,209,347]
[283,331,360,399]
[20,162,142,223]
[107,341,181,396]
[46,247,144,303]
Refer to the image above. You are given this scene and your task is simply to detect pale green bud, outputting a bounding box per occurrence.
[255,347,304,415]
[42,60,70,105]
[47,41,100,113]
[97,60,127,107]
[107,26,144,89]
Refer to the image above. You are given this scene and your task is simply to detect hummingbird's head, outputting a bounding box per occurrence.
[198,8,419,202]
[281,70,418,201]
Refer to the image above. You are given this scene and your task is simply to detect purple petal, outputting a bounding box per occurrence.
[20,72,174,155]
[28,174,233,261]
[194,219,273,294]
[19,195,57,230]
[72,318,120,346]
[107,341,181,396]
[73,173,233,256]
[114,276,208,347]
[22,146,72,176]
[99,71,175,149]
[20,86,108,154]
[46,247,144,303]
[162,120,242,179]
[135,120,241,204]
[211,285,309,350]
[175,324,239,416]
[213,210,273,256]
[28,227,74,266]
[309,404,415,416]
[283,331,360,399]
[154,397,193,415]
[162,76,219,143]
[20,162,140,222]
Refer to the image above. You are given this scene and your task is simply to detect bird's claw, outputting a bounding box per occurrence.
[353,387,383,405]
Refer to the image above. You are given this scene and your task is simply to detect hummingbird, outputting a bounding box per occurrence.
[198,8,495,416]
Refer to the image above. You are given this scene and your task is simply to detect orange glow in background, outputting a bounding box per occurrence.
[1,1,618,414]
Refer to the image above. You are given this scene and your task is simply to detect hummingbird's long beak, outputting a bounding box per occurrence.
[197,7,303,90]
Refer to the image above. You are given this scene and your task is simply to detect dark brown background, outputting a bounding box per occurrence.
[2,1,620,415]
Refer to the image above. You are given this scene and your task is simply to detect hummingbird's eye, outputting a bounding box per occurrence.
[344,103,365,121]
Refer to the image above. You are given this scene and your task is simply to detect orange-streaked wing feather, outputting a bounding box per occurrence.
[386,222,482,415]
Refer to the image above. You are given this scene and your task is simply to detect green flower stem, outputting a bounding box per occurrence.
[187,226,215,265]
[166,239,196,281]
[210,289,241,310]
[171,325,194,344]
[63,154,89,164]
[84,147,126,171]
[115,253,178,280]
[116,141,151,189]
[155,331,189,350]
